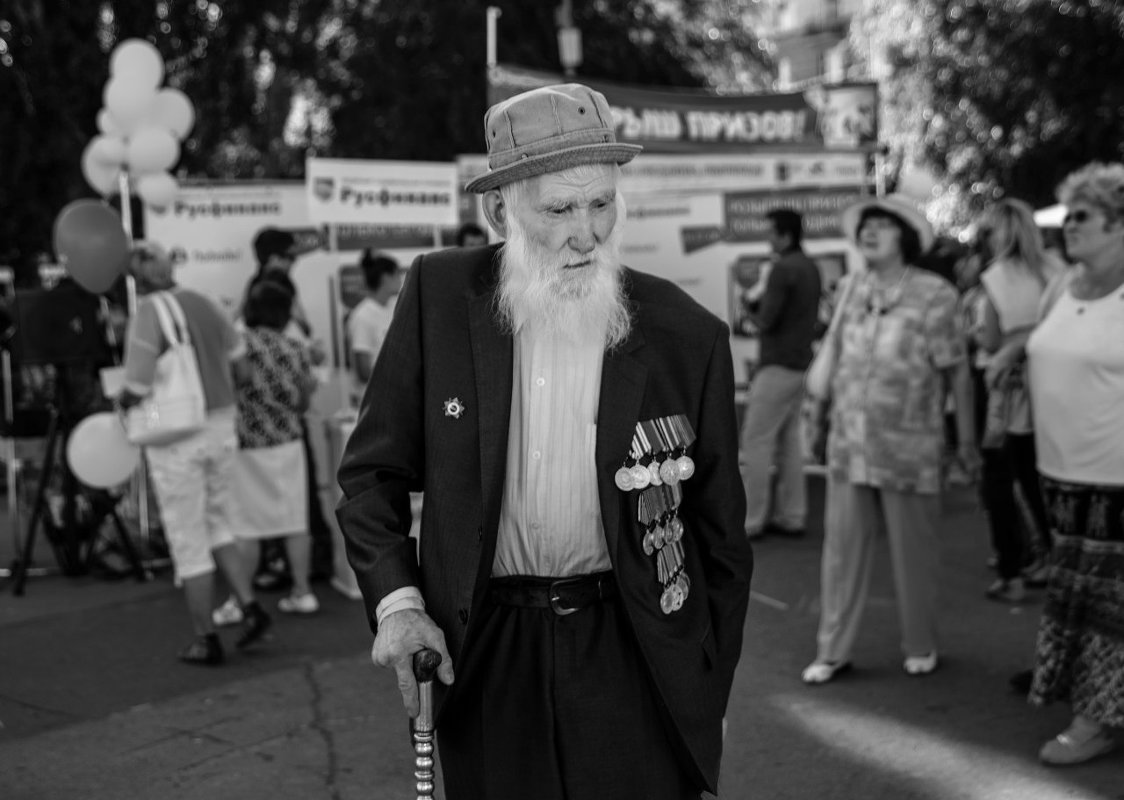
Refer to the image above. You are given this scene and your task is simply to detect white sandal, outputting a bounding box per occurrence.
[801,660,852,685]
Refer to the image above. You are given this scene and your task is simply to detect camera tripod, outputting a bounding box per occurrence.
[8,365,147,596]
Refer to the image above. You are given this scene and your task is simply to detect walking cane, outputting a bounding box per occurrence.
[411,648,442,800]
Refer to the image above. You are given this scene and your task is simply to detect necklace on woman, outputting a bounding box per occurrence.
[1070,265,1124,314]
[868,266,911,316]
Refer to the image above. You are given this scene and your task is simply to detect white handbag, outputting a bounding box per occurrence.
[126,292,207,447]
[805,275,857,401]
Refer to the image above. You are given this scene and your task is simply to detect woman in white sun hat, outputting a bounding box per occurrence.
[802,195,979,685]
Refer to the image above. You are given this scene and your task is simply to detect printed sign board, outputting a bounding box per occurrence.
[487,63,878,153]
[305,158,458,227]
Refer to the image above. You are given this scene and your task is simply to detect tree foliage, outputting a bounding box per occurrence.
[0,0,772,276]
[858,0,1124,229]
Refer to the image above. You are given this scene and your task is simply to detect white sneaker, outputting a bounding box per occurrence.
[903,652,939,676]
[278,592,320,615]
[211,597,243,627]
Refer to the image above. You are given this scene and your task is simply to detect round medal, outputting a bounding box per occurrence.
[671,584,685,612]
[668,517,684,543]
[614,467,634,492]
[677,455,695,481]
[660,588,675,615]
[678,573,690,601]
[659,459,681,486]
[647,461,663,487]
[630,463,651,490]
[642,531,655,556]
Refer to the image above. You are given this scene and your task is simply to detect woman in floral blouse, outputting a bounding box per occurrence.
[802,196,979,685]
[227,280,319,615]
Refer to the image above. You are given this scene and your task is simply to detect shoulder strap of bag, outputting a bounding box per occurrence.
[161,292,193,346]
[150,292,191,348]
[825,273,858,341]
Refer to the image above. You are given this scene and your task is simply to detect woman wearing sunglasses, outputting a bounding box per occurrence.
[1019,162,1124,765]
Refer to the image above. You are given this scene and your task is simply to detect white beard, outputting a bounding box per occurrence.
[495,197,632,350]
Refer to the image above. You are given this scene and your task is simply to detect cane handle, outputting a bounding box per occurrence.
[412,648,442,683]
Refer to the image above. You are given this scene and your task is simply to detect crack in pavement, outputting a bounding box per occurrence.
[303,661,344,800]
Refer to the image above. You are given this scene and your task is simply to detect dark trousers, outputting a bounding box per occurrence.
[437,593,700,800]
[980,433,1050,580]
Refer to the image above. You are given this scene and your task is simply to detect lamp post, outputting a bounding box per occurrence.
[555,0,582,77]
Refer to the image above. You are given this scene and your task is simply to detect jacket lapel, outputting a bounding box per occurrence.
[596,292,648,562]
[467,254,513,533]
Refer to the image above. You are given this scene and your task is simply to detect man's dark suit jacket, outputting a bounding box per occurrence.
[337,244,753,793]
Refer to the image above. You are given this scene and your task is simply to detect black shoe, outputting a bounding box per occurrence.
[764,522,806,537]
[1009,668,1034,695]
[236,602,273,650]
[179,634,224,666]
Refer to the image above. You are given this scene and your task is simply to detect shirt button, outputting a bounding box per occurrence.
[532,450,541,459]
[536,377,546,387]
[531,522,542,530]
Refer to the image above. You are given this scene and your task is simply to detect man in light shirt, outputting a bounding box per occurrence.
[346,250,401,405]
[337,84,753,800]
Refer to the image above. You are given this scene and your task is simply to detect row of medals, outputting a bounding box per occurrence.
[615,416,697,615]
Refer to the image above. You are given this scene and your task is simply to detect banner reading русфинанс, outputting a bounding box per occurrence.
[306,158,459,227]
[487,64,879,153]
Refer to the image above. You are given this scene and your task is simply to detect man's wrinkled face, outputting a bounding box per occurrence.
[507,168,620,299]
[492,163,631,347]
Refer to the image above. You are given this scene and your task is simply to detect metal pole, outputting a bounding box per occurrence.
[486,7,502,68]
[116,171,151,546]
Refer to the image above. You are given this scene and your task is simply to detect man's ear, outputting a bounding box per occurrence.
[482,190,509,239]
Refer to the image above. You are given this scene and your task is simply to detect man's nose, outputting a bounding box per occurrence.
[567,213,598,254]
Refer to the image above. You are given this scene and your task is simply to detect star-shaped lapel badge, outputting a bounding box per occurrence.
[443,398,465,419]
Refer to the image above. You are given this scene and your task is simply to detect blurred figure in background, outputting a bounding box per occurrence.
[974,199,1061,602]
[346,250,402,406]
[119,242,271,665]
[454,222,488,248]
[802,196,978,685]
[215,281,320,625]
[739,208,821,539]
[1020,162,1124,765]
[244,229,334,589]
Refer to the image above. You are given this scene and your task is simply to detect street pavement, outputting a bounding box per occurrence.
[0,480,1120,800]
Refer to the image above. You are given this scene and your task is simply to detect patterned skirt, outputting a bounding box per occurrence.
[1029,476,1124,726]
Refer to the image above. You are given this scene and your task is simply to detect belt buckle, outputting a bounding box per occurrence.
[548,577,584,616]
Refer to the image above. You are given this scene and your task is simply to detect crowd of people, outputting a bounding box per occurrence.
[741,164,1123,768]
[104,80,1121,798]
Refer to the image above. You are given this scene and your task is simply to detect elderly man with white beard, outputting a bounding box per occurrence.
[336,83,753,800]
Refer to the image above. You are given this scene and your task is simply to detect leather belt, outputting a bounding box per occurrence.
[487,572,617,616]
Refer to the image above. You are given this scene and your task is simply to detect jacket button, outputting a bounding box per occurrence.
[458,608,469,625]
[477,526,483,541]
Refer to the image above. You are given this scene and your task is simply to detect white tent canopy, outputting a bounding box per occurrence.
[1035,203,1065,228]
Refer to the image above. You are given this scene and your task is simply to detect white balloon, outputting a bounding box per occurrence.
[90,134,127,167]
[136,171,179,210]
[66,412,140,489]
[149,88,195,140]
[96,108,120,135]
[127,126,180,174]
[110,38,164,89]
[103,76,158,134]
[81,140,121,197]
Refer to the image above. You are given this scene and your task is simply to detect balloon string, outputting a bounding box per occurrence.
[117,171,133,242]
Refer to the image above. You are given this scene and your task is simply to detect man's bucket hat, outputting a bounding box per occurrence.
[465,83,642,193]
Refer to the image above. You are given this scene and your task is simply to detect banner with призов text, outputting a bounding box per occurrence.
[487,64,878,153]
